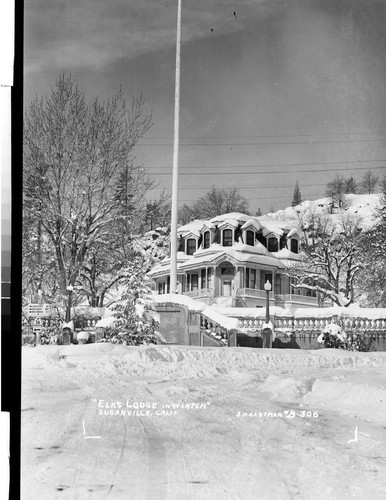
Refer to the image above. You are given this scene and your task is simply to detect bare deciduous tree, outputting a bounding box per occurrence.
[288,208,363,307]
[179,187,250,223]
[326,175,346,211]
[360,170,378,194]
[24,74,152,317]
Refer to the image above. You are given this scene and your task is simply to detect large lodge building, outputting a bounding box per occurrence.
[148,212,321,311]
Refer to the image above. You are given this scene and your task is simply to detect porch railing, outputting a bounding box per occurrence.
[236,288,267,300]
[184,288,214,299]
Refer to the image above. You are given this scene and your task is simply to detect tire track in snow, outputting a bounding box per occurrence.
[106,420,128,497]
[138,418,169,500]
[142,385,196,499]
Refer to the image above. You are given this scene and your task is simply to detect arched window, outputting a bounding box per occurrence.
[268,237,278,252]
[246,230,255,246]
[291,239,299,254]
[186,238,196,255]
[203,231,210,249]
[222,229,233,247]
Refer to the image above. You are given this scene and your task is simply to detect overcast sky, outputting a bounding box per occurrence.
[24,0,386,213]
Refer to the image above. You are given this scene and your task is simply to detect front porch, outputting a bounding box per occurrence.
[154,258,321,309]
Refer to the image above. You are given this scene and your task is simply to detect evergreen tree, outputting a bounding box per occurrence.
[291,181,302,207]
[108,256,163,344]
[380,174,386,195]
[344,175,358,194]
[144,190,171,231]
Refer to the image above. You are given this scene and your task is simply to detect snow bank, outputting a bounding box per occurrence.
[23,346,386,425]
[302,378,386,424]
[25,344,386,380]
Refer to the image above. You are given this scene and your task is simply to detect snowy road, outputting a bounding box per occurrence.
[22,345,386,499]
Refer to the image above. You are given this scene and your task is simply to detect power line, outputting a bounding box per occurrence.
[177,192,337,201]
[147,164,386,176]
[139,131,386,142]
[138,138,386,146]
[145,158,386,171]
[169,183,343,190]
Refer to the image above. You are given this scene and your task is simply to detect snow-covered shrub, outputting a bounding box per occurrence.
[317,323,373,351]
[344,331,373,352]
[102,326,165,345]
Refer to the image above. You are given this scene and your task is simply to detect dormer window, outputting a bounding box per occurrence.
[268,237,278,252]
[222,229,233,247]
[186,238,196,255]
[246,230,254,246]
[291,239,299,254]
[203,231,210,249]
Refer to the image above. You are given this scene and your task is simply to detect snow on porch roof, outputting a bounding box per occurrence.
[179,248,285,270]
[147,252,190,277]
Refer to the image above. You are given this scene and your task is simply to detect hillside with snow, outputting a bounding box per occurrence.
[22,345,386,499]
[263,194,381,230]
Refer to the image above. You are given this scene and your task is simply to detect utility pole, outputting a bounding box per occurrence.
[170,0,182,293]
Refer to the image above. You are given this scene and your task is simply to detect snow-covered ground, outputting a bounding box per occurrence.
[263,193,381,230]
[22,345,386,499]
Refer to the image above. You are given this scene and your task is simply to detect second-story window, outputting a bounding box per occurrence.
[223,229,233,247]
[246,230,254,246]
[186,238,196,255]
[203,231,210,249]
[268,237,278,252]
[291,239,299,254]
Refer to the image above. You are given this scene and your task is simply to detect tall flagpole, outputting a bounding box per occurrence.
[170,0,182,293]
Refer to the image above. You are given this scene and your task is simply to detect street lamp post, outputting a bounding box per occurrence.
[262,280,273,348]
[264,280,271,323]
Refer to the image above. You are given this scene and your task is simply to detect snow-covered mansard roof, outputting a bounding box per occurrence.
[177,214,301,239]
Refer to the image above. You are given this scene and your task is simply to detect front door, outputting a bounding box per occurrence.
[222,279,233,296]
